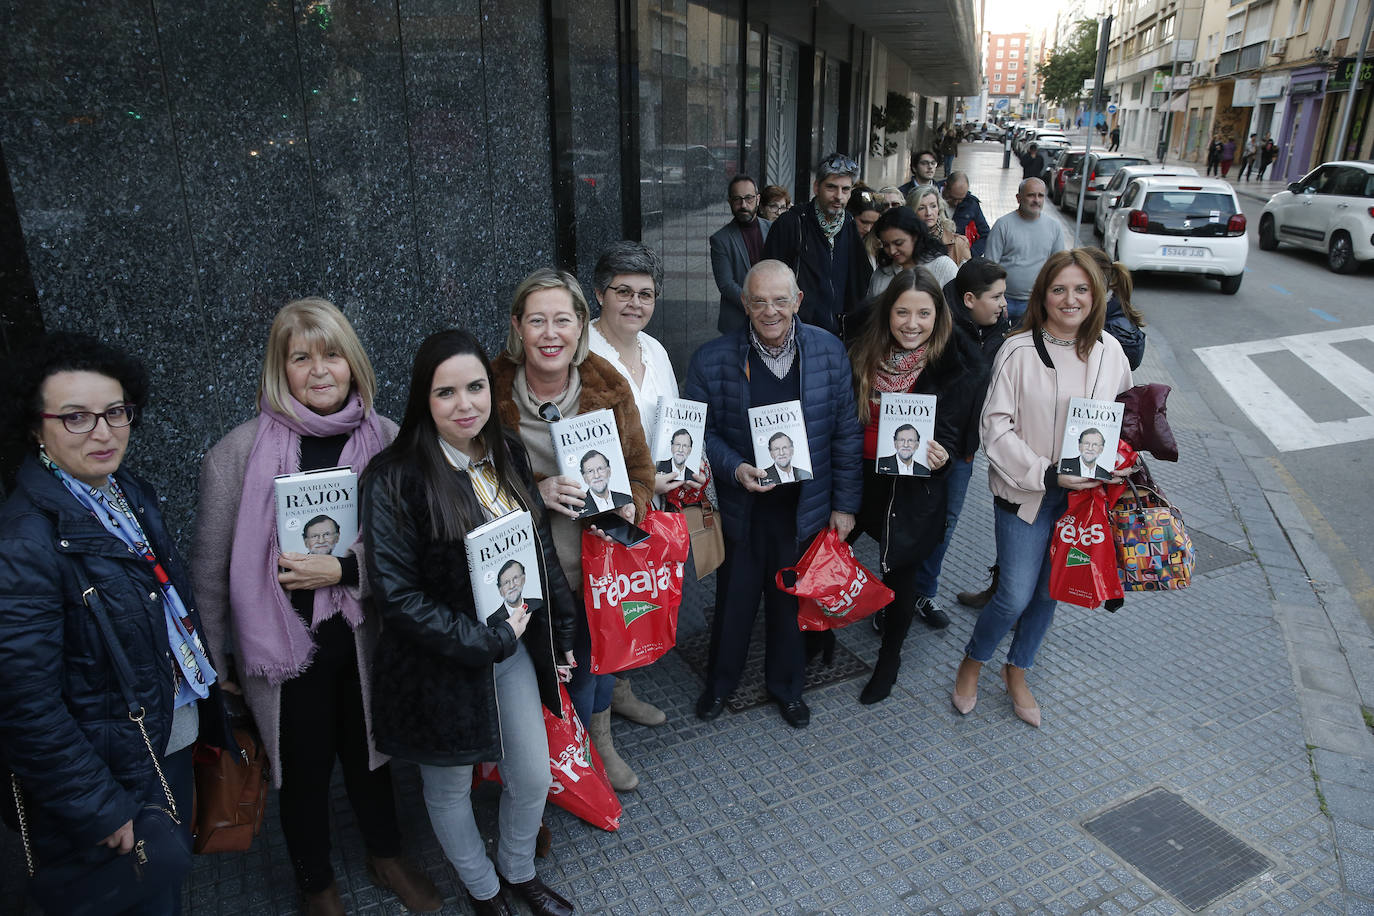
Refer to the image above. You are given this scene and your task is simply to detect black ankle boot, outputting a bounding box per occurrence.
[860,653,900,705]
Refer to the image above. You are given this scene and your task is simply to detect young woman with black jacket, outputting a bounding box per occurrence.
[361,330,577,916]
[849,268,983,704]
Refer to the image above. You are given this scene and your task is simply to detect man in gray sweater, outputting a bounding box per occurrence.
[983,178,1066,323]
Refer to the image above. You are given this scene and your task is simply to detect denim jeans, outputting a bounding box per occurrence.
[1004,296,1029,324]
[963,487,1067,669]
[913,454,976,597]
[568,597,615,725]
[418,642,550,901]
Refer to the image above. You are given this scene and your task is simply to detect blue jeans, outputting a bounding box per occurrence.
[963,488,1067,669]
[1004,296,1029,324]
[914,454,976,597]
[418,643,550,901]
[568,597,614,724]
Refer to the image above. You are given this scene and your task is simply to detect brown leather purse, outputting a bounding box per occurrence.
[682,495,724,579]
[191,726,269,854]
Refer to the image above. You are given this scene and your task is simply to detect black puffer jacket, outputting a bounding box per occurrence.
[0,456,233,861]
[855,330,985,573]
[363,437,576,767]
[948,294,1013,458]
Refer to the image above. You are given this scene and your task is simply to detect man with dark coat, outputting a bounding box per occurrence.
[1017,143,1046,181]
[709,174,772,333]
[685,260,862,729]
[761,153,873,339]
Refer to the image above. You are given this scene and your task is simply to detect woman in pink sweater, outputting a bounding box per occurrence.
[951,250,1133,727]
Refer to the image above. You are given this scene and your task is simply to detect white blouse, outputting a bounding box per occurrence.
[588,322,679,449]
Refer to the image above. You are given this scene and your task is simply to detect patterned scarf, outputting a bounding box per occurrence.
[816,206,845,249]
[41,449,217,707]
[228,392,388,684]
[749,316,799,379]
[870,345,928,405]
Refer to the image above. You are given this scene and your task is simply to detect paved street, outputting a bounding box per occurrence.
[5,139,1374,915]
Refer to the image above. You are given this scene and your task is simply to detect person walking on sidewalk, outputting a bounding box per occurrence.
[1220,137,1237,178]
[1109,126,1120,151]
[951,250,1133,728]
[1258,138,1278,180]
[1238,134,1258,180]
[362,330,578,916]
[1206,138,1222,177]
[848,269,982,704]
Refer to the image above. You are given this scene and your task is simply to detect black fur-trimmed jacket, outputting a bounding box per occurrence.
[363,437,576,767]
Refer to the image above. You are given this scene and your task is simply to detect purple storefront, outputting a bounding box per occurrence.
[1275,66,1328,182]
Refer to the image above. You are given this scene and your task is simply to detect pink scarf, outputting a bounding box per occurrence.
[227,392,388,684]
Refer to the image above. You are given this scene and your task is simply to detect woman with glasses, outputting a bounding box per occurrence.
[0,333,235,915]
[912,185,971,267]
[361,330,577,916]
[586,241,696,730]
[759,184,792,222]
[868,205,959,299]
[194,299,439,915]
[491,268,654,793]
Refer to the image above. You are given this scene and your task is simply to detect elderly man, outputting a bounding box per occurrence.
[684,260,862,729]
[761,153,873,339]
[983,178,1066,323]
[943,171,991,258]
[710,174,772,333]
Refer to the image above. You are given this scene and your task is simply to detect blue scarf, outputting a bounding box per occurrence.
[40,449,217,708]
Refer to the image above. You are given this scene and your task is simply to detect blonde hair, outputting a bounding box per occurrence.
[259,298,376,419]
[503,268,592,366]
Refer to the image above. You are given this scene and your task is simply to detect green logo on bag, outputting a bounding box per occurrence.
[621,600,659,625]
[1066,547,1091,567]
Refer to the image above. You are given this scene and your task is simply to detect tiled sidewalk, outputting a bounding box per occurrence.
[4,142,1372,915]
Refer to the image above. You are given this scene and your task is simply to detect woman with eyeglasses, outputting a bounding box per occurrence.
[586,241,698,731]
[194,299,440,915]
[491,268,654,793]
[0,333,235,915]
[868,205,959,300]
[911,185,971,267]
[759,184,792,222]
[361,329,577,916]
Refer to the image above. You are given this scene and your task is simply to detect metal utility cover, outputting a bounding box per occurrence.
[1083,787,1274,912]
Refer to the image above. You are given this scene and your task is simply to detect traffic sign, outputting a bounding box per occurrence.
[1106,103,1118,114]
[994,98,1010,110]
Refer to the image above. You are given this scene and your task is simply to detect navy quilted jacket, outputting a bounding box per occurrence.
[0,456,232,861]
[684,322,864,544]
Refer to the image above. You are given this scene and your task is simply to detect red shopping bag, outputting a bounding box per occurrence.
[964,219,980,244]
[581,510,689,674]
[776,528,894,630]
[476,684,622,831]
[1049,487,1125,609]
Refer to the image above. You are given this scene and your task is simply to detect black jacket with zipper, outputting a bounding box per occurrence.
[854,330,984,572]
[362,436,576,767]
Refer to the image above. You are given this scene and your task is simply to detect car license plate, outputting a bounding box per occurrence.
[1161,246,1205,257]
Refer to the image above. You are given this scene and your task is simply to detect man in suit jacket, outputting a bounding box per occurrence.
[760,432,813,484]
[578,450,634,518]
[493,559,531,621]
[655,429,695,481]
[875,424,930,476]
[710,174,771,333]
[1060,428,1114,481]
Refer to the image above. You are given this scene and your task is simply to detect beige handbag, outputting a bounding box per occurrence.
[682,496,724,579]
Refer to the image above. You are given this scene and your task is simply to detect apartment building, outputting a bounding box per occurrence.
[1104,0,1372,178]
[988,32,1030,111]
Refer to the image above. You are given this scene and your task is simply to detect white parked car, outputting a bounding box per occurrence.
[1259,160,1374,273]
[1093,164,1199,237]
[1102,176,1248,294]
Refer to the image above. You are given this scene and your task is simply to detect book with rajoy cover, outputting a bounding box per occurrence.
[273,466,358,559]
[650,396,707,479]
[1057,398,1124,482]
[464,510,544,625]
[549,408,635,520]
[747,399,813,486]
[875,393,937,477]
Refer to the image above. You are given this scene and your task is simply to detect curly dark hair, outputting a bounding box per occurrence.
[4,332,150,456]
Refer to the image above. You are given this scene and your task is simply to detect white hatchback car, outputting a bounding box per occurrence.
[1259,160,1374,273]
[1102,176,1248,294]
[1093,164,1199,236]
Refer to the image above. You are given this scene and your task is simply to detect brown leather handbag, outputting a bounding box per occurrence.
[191,726,268,854]
[682,495,724,579]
